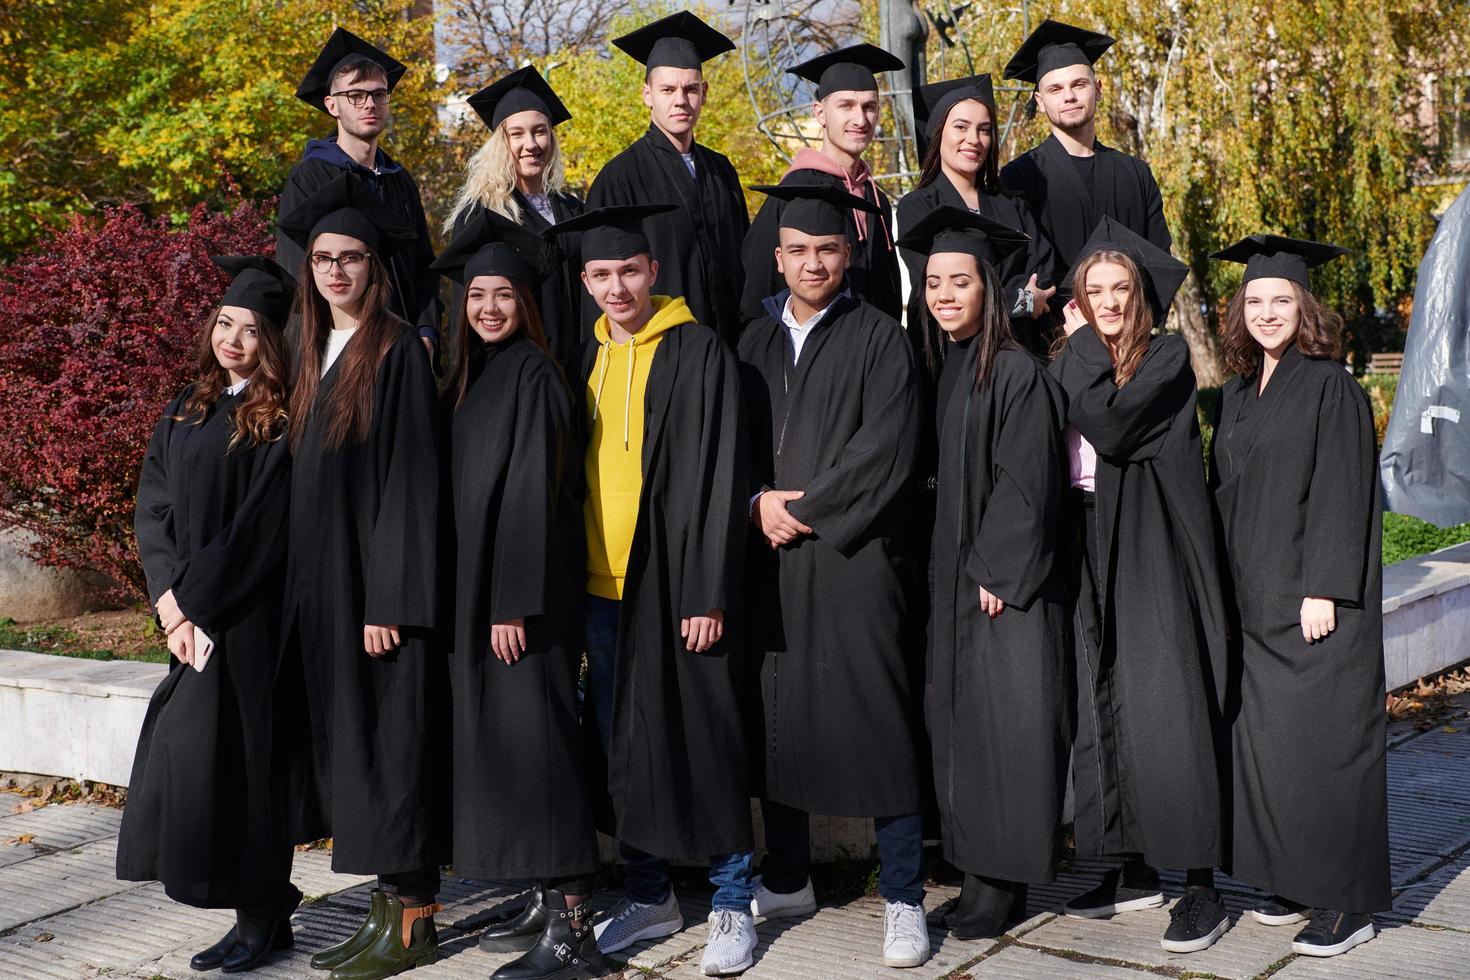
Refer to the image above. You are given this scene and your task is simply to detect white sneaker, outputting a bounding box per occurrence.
[593,890,684,954]
[882,900,931,968]
[749,876,817,919]
[700,909,757,975]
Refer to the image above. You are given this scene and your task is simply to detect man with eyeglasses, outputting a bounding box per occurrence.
[277,28,442,362]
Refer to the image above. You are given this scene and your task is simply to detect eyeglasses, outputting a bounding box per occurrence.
[309,251,369,274]
[329,89,391,108]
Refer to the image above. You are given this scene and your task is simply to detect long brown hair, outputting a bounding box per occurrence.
[175,306,289,450]
[917,97,1002,195]
[448,277,555,410]
[1221,280,1344,376]
[918,253,1017,389]
[287,249,405,452]
[1072,249,1154,386]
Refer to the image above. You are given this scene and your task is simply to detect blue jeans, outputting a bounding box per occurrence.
[584,594,755,912]
[761,799,926,906]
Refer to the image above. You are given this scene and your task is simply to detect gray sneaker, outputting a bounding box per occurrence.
[593,890,684,954]
[700,909,757,976]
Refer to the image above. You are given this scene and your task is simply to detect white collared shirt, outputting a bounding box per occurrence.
[224,378,250,396]
[780,294,836,364]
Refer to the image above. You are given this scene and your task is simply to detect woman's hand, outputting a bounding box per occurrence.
[364,624,402,657]
[1300,597,1337,644]
[1062,298,1088,337]
[491,619,527,664]
[156,589,187,635]
[1026,275,1057,319]
[167,621,197,666]
[978,586,1006,619]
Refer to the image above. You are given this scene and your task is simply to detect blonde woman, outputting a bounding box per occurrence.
[446,66,584,370]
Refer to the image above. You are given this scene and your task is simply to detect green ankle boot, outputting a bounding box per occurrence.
[329,894,439,980]
[311,890,387,970]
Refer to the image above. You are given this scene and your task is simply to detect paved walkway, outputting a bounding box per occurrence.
[2,700,1468,979]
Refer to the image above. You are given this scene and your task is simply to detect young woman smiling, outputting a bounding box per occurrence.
[1208,235,1388,958]
[119,255,297,974]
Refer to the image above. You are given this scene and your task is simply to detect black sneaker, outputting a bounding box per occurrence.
[1160,889,1228,953]
[1063,869,1166,919]
[1291,910,1375,957]
[1250,895,1310,926]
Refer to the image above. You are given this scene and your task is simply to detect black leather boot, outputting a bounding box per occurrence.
[312,890,386,970]
[491,891,607,980]
[480,888,549,953]
[221,885,302,973]
[941,874,1028,940]
[190,925,238,971]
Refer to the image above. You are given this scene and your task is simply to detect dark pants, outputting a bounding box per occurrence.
[379,867,440,904]
[760,798,926,906]
[584,594,755,912]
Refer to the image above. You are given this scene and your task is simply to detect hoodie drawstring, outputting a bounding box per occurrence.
[624,341,635,450]
[591,339,612,423]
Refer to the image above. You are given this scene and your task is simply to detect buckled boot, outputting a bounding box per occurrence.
[311,890,386,970]
[491,891,608,980]
[480,888,549,952]
[329,894,440,980]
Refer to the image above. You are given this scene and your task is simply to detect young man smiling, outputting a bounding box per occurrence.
[586,11,749,348]
[737,184,928,969]
[740,44,906,325]
[277,28,441,360]
[1000,19,1172,298]
[546,205,757,977]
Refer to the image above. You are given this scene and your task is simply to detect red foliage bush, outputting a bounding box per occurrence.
[0,199,275,601]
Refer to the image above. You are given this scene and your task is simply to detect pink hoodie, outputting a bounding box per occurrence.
[784,147,891,247]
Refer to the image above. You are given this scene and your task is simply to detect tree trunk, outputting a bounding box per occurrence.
[1171,270,1228,388]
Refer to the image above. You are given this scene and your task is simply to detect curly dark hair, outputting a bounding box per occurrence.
[1221,280,1343,376]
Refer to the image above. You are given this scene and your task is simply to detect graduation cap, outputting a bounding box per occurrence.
[1211,234,1349,290]
[431,209,551,287]
[544,203,679,262]
[613,10,735,72]
[894,205,1030,268]
[749,182,879,238]
[211,256,296,325]
[467,65,571,131]
[296,27,407,115]
[788,44,906,100]
[276,172,417,258]
[1002,19,1115,85]
[1063,216,1187,325]
[911,73,996,160]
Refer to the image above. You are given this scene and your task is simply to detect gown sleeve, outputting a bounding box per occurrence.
[133,398,184,606]
[739,199,785,324]
[1053,328,1193,462]
[489,361,571,624]
[401,170,443,342]
[363,335,441,629]
[171,433,291,636]
[1301,371,1377,606]
[1140,163,1173,252]
[788,321,919,556]
[965,364,1063,610]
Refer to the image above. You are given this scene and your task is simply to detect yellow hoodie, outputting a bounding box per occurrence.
[584,296,696,599]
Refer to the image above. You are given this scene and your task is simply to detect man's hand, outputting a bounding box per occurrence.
[365,624,402,657]
[681,609,725,652]
[491,619,527,664]
[1300,597,1336,644]
[1026,274,1057,319]
[978,586,1005,619]
[1062,298,1088,337]
[758,490,813,549]
[156,589,187,636]
[167,621,197,666]
[420,336,436,360]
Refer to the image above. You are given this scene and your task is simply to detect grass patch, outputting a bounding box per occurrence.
[0,615,168,663]
[1383,512,1470,566]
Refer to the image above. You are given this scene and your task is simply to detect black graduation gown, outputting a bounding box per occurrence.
[1211,347,1390,912]
[279,326,446,874]
[447,192,586,373]
[276,150,442,338]
[586,126,748,347]
[896,173,1057,364]
[575,322,753,860]
[117,388,291,908]
[739,170,903,326]
[446,336,598,879]
[738,290,922,816]
[1050,328,1228,869]
[1000,136,1170,295]
[928,345,1071,883]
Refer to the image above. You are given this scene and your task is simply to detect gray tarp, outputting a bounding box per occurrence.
[1380,184,1470,527]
